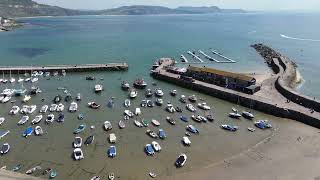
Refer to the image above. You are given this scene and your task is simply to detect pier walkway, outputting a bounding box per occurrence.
[0,63,128,74]
[187,51,204,62]
[211,50,237,63]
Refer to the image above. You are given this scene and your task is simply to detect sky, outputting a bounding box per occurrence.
[34,0,320,11]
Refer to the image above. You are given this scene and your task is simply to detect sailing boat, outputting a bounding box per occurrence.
[9,70,15,83]
[17,70,24,83]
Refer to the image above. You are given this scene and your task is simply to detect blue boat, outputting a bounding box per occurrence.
[221,124,238,132]
[108,146,117,158]
[23,127,33,137]
[180,115,188,122]
[57,113,65,122]
[12,164,23,172]
[254,120,272,129]
[107,98,114,108]
[50,170,57,179]
[77,113,84,120]
[186,125,199,134]
[145,144,155,155]
[158,129,166,139]
[73,124,86,134]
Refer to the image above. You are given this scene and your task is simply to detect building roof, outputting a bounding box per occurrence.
[188,66,255,82]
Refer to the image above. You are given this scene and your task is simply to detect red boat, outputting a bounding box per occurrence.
[133,79,147,89]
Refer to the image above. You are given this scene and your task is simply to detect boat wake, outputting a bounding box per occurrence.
[280,34,320,42]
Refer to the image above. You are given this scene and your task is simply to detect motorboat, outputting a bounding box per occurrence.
[30,86,41,95]
[180,115,188,122]
[166,117,176,125]
[0,143,10,155]
[49,104,58,112]
[175,106,183,113]
[31,77,38,83]
[154,88,164,97]
[76,93,81,101]
[170,89,177,96]
[57,113,65,122]
[118,120,125,129]
[64,93,72,102]
[254,120,272,129]
[50,170,57,179]
[20,105,29,114]
[9,106,20,115]
[22,95,31,102]
[108,146,117,157]
[88,102,100,109]
[124,110,134,117]
[109,133,116,143]
[121,81,130,90]
[242,111,255,119]
[24,78,31,82]
[53,95,61,103]
[0,130,10,139]
[1,89,14,96]
[133,79,147,89]
[78,113,84,120]
[175,154,187,167]
[46,114,55,124]
[146,100,154,107]
[73,137,82,148]
[34,126,44,136]
[158,129,166,139]
[31,115,43,125]
[197,102,211,110]
[146,129,158,139]
[23,126,33,137]
[186,125,199,134]
[39,105,48,113]
[94,84,103,93]
[26,166,42,174]
[26,105,36,114]
[124,99,131,107]
[166,103,176,113]
[140,100,147,107]
[141,119,149,127]
[149,172,157,178]
[191,115,206,123]
[104,121,112,131]
[229,112,242,119]
[188,95,197,102]
[73,148,84,160]
[129,89,138,98]
[9,77,15,83]
[1,96,11,103]
[18,116,29,125]
[135,108,141,116]
[12,164,22,172]
[14,89,26,96]
[155,98,163,106]
[69,102,78,112]
[134,120,143,127]
[248,127,256,132]
[108,173,115,180]
[91,176,100,180]
[74,124,86,134]
[182,137,191,146]
[221,124,239,131]
[206,114,214,122]
[186,104,196,112]
[151,119,160,126]
[151,141,161,152]
[84,135,94,146]
[145,89,153,97]
[56,103,64,112]
[145,144,155,155]
[18,77,24,82]
[107,98,114,108]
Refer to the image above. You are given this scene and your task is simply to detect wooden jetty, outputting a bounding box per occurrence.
[187,51,204,63]
[211,50,236,63]
[198,50,219,62]
[180,55,188,63]
[0,63,128,74]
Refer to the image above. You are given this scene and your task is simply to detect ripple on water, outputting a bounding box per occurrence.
[11,47,50,58]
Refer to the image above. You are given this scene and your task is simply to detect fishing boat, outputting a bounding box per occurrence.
[229,112,242,119]
[50,170,57,179]
[53,95,61,103]
[49,104,58,112]
[155,98,163,106]
[152,119,160,126]
[166,103,176,113]
[151,141,161,152]
[242,111,255,119]
[186,125,199,134]
[104,121,112,131]
[74,124,86,134]
[254,120,272,129]
[180,115,188,122]
[56,103,64,112]
[175,106,183,113]
[154,88,164,97]
[109,133,117,143]
[146,129,158,139]
[84,135,94,146]
[0,130,10,139]
[221,124,238,131]
[121,81,130,90]
[94,84,103,93]
[0,143,10,154]
[26,166,41,174]
[124,99,131,107]
[76,93,81,101]
[69,102,78,112]
[186,104,196,112]
[118,120,126,129]
[146,100,154,107]
[31,115,43,124]
[145,89,153,97]
[88,102,100,109]
[145,144,155,155]
[133,119,143,127]
[73,137,82,148]
[18,116,29,125]
[108,146,117,157]
[23,126,33,137]
[73,148,84,160]
[188,95,197,102]
[78,113,84,120]
[57,113,65,122]
[158,129,166,139]
[166,117,176,125]
[12,164,23,172]
[124,110,134,117]
[182,137,191,146]
[34,126,44,136]
[142,119,149,127]
[0,117,5,126]
[129,89,138,98]
[197,102,211,110]
[170,89,177,96]
[39,105,48,113]
[175,154,187,167]
[133,79,147,89]
[135,108,141,116]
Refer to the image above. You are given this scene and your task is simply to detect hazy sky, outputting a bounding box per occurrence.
[34,0,320,11]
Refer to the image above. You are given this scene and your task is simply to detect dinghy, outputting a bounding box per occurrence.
[186,125,199,134]
[9,105,20,115]
[57,113,65,122]
[221,124,238,131]
[49,104,58,112]
[182,137,191,146]
[84,135,94,146]
[108,146,117,157]
[31,115,43,125]
[124,99,131,107]
[78,113,84,120]
[18,116,29,125]
[26,166,41,174]
[118,120,125,129]
[73,148,84,160]
[158,129,166,139]
[88,102,100,109]
[0,117,5,126]
[145,144,155,155]
[73,137,82,148]
[175,154,187,167]
[108,173,115,180]
[34,126,43,136]
[151,119,160,126]
[56,103,64,112]
[46,114,55,124]
[39,105,48,113]
[0,143,10,154]
[0,130,10,139]
[22,95,31,102]
[23,127,33,137]
[104,121,112,131]
[69,102,78,112]
[74,124,86,134]
[134,120,143,127]
[109,133,117,143]
[151,141,161,152]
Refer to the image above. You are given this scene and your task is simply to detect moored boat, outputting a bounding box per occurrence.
[134,120,143,127]
[151,141,161,152]
[124,99,131,107]
[34,126,44,136]
[0,117,5,126]
[104,121,112,131]
[154,88,164,97]
[221,124,238,131]
[182,137,191,146]
[133,79,147,89]
[84,135,94,146]
[151,119,160,126]
[49,104,58,112]
[18,116,29,125]
[197,102,211,110]
[32,115,43,125]
[158,129,166,139]
[129,89,138,98]
[23,127,33,137]
[170,89,177,96]
[109,133,117,143]
[145,89,153,97]
[74,124,86,134]
[73,137,82,148]
[57,113,65,122]
[26,166,41,174]
[0,143,10,154]
[146,129,158,139]
[73,148,84,160]
[39,105,48,113]
[188,95,197,102]
[46,114,55,124]
[229,112,242,119]
[108,146,117,158]
[94,84,103,93]
[186,104,196,112]
[53,95,61,103]
[254,120,272,129]
[121,81,130,90]
[145,144,155,155]
[166,103,176,113]
[88,102,100,109]
[9,106,20,115]
[69,102,78,112]
[166,117,176,125]
[175,154,187,167]
[242,111,255,119]
[186,125,199,134]
[118,120,126,129]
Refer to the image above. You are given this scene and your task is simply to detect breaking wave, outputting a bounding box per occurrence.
[280,34,320,42]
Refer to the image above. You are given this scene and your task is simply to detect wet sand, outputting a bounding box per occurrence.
[0,169,40,180]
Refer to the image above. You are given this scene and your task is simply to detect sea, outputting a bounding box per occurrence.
[0,12,319,179]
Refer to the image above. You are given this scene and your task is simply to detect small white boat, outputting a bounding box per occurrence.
[109,133,117,143]
[229,112,242,118]
[129,89,138,98]
[94,84,103,93]
[73,148,84,160]
[31,115,43,125]
[76,93,81,101]
[69,102,78,112]
[0,130,10,139]
[151,141,161,152]
[182,136,191,146]
[135,108,141,116]
[186,104,196,112]
[26,105,36,114]
[1,89,14,96]
[134,120,143,127]
[151,119,160,126]
[26,166,41,175]
[197,102,211,110]
[73,137,82,148]
[124,99,131,107]
[9,106,20,115]
[0,117,5,126]
[0,95,4,102]
[49,104,58,112]
[88,102,100,109]
[20,105,28,114]
[155,88,164,97]
[24,78,31,82]
[166,103,176,113]
[18,77,24,82]
[39,105,48,113]
[2,96,11,103]
[23,95,31,102]
[242,111,255,119]
[31,77,38,83]
[18,116,29,125]
[46,114,55,124]
[248,127,256,132]
[175,154,187,167]
[118,120,126,129]
[56,103,64,112]
[9,77,15,83]
[34,126,44,136]
[0,143,10,155]
[124,110,134,117]
[104,121,112,131]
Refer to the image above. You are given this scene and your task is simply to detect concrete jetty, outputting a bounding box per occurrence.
[187,51,204,63]
[180,55,188,63]
[0,63,128,74]
[211,50,236,63]
[198,50,219,62]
